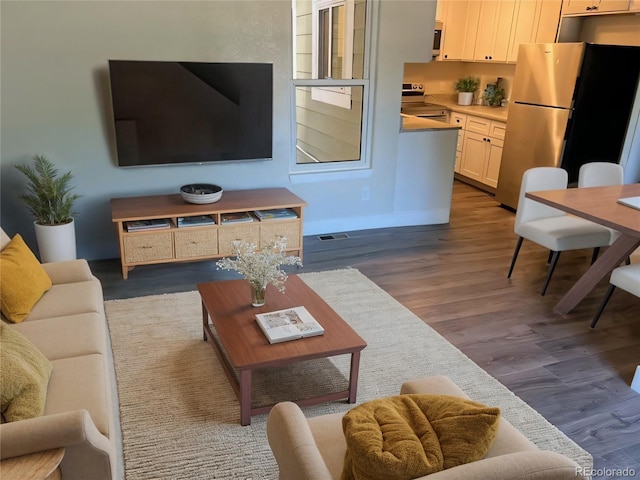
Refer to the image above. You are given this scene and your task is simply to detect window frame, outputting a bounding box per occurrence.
[311,0,354,109]
[290,0,377,175]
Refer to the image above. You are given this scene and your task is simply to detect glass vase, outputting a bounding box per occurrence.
[250,282,267,307]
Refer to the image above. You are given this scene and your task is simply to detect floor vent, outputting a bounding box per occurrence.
[317,233,349,241]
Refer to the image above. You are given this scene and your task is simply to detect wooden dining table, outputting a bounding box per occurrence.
[525,183,640,315]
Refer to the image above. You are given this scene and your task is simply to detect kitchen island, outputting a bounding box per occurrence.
[396,115,459,225]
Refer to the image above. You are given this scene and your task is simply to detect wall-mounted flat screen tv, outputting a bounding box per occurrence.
[108,60,273,167]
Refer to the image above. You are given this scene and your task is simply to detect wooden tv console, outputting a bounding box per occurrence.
[110,188,307,279]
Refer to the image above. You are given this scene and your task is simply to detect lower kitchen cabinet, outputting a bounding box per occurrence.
[449,112,467,172]
[457,113,506,189]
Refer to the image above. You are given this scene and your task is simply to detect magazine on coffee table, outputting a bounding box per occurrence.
[255,306,324,344]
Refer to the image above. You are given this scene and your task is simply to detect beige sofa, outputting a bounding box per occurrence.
[267,375,587,480]
[0,228,123,480]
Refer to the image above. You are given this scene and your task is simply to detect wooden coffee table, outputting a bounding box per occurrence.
[198,275,367,426]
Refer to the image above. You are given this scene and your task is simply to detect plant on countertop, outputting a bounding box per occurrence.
[216,237,303,293]
[483,86,506,107]
[15,155,81,225]
[454,76,480,93]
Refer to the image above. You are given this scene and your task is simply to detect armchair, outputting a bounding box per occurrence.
[267,376,586,480]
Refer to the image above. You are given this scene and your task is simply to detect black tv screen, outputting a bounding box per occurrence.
[108,60,273,167]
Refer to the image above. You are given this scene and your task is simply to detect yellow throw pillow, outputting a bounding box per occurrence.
[0,234,52,323]
[0,322,53,422]
[341,394,500,480]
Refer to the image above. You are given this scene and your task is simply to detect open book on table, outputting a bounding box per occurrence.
[255,306,324,344]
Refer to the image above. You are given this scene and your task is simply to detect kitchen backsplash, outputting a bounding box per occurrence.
[404,61,516,105]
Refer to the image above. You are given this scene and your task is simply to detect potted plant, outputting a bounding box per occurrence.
[15,155,81,262]
[483,85,506,107]
[216,237,302,307]
[454,76,479,106]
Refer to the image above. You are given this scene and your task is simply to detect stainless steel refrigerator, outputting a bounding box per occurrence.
[496,42,640,210]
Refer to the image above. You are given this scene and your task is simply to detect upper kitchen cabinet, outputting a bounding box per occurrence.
[562,0,630,15]
[438,0,476,61]
[438,0,562,64]
[507,0,562,62]
[437,0,512,62]
[472,1,516,62]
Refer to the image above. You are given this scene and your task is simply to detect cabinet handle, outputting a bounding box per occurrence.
[487,138,491,143]
[444,54,448,59]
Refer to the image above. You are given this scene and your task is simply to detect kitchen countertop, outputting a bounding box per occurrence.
[400,114,461,132]
[403,93,509,123]
[437,99,508,122]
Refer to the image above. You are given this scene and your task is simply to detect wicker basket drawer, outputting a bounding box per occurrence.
[218,224,260,255]
[174,229,218,259]
[260,221,301,249]
[123,232,173,263]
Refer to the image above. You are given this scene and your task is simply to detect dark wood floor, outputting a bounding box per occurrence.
[91,181,640,479]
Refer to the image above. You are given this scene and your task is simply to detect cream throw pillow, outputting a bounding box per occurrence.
[0,234,52,323]
[0,322,53,421]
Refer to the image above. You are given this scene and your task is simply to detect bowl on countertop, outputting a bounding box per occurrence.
[180,184,223,204]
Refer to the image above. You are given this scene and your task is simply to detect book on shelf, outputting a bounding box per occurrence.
[255,306,324,344]
[253,208,298,221]
[126,219,171,231]
[220,211,254,224]
[177,215,216,227]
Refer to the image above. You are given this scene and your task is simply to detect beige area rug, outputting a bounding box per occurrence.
[104,268,592,479]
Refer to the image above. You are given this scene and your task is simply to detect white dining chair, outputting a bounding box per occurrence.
[578,162,625,246]
[591,264,640,328]
[507,167,612,295]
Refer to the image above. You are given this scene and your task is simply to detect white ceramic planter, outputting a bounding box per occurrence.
[34,219,77,263]
[458,92,474,106]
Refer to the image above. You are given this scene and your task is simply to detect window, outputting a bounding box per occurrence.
[291,0,372,172]
[311,0,353,109]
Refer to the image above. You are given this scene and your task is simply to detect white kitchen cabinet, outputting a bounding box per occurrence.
[484,137,504,187]
[440,0,562,64]
[562,0,629,15]
[458,115,507,188]
[449,112,467,172]
[460,132,488,181]
[439,0,476,61]
[473,1,516,62]
[507,0,562,62]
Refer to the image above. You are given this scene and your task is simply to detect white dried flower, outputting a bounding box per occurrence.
[216,237,302,292]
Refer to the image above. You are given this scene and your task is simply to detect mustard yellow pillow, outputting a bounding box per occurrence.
[341,394,500,480]
[0,234,52,323]
[0,322,53,421]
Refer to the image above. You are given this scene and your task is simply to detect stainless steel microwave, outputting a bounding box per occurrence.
[433,21,443,57]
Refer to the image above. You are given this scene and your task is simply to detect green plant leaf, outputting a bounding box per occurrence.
[454,76,480,93]
[15,155,81,225]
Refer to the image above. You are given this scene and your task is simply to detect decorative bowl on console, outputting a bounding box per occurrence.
[180,184,223,204]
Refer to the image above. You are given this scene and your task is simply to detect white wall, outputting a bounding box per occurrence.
[1,0,449,261]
